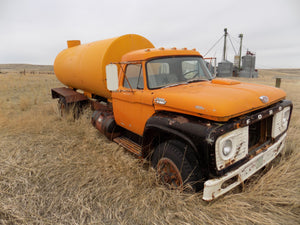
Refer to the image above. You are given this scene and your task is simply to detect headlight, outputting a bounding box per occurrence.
[272,106,291,138]
[283,108,290,124]
[222,139,233,157]
[216,127,248,170]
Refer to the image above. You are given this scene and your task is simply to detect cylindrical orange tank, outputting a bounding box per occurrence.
[54,34,154,99]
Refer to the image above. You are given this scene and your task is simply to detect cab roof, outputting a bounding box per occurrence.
[121,48,202,62]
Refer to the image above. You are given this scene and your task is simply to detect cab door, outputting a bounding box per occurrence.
[112,63,155,136]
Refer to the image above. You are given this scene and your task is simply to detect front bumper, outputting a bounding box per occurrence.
[203,133,286,201]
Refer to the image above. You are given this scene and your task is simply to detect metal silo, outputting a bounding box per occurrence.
[238,51,258,78]
[217,60,233,77]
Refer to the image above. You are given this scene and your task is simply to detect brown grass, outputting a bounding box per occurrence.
[0,69,299,224]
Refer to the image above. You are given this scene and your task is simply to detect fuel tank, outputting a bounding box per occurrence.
[54,34,154,99]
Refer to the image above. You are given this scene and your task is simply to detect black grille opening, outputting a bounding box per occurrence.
[248,117,272,151]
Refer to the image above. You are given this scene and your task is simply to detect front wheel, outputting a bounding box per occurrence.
[151,140,203,192]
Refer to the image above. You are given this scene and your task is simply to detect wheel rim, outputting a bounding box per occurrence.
[157,157,183,189]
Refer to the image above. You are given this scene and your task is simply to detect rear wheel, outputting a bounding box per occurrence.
[58,97,68,117]
[151,140,203,192]
[57,97,85,119]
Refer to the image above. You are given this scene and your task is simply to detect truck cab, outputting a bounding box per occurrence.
[111,48,211,136]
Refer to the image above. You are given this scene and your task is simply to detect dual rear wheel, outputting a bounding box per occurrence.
[57,97,85,119]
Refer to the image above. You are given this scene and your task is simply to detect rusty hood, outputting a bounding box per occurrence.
[152,78,286,122]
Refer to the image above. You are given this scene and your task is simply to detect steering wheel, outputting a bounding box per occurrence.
[183,70,199,79]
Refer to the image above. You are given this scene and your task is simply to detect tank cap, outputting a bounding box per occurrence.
[171,47,177,50]
[159,47,165,50]
[182,47,187,50]
[67,40,81,48]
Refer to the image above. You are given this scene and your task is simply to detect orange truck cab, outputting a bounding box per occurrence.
[52,34,293,201]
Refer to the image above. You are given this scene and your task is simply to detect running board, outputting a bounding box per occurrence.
[113,136,142,157]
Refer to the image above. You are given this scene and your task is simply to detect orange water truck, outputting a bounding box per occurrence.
[52,34,293,201]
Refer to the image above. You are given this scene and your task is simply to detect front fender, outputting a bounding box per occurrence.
[142,112,219,173]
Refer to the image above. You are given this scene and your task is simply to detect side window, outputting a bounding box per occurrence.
[123,64,143,89]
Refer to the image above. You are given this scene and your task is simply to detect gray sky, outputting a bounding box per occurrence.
[0,0,299,68]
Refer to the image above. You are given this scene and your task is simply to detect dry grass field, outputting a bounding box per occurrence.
[0,67,299,224]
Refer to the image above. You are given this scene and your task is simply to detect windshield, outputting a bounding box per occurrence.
[146,56,213,89]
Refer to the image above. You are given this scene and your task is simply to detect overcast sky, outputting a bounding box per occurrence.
[0,0,299,68]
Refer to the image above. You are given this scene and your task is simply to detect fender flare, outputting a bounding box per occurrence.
[143,124,197,151]
[142,115,200,159]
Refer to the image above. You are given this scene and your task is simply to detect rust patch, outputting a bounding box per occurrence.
[225,159,236,167]
[157,158,183,189]
[51,87,88,103]
[168,119,176,126]
[173,116,189,124]
[91,101,112,111]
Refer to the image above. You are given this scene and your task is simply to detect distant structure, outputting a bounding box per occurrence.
[208,28,258,78]
[238,51,258,78]
[217,60,233,77]
[217,28,234,77]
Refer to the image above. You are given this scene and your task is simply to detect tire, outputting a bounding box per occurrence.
[58,97,84,119]
[58,97,68,117]
[151,140,203,192]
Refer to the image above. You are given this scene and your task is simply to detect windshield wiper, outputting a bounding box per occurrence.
[162,81,188,89]
[187,78,207,83]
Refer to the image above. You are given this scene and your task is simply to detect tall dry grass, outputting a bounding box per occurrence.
[0,70,299,224]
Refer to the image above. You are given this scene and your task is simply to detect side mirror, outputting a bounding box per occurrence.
[106,64,119,91]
